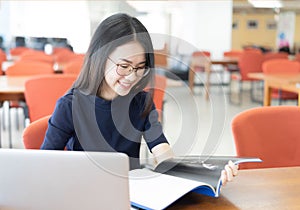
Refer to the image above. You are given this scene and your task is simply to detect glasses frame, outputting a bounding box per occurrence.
[108,57,150,78]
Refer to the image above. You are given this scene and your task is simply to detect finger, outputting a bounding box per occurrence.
[225,164,233,182]
[221,169,227,186]
[229,160,239,176]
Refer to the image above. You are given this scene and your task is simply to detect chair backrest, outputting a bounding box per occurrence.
[238,50,264,80]
[262,59,300,74]
[263,52,289,61]
[63,58,84,75]
[294,53,300,63]
[0,49,7,73]
[223,50,243,58]
[24,74,77,122]
[9,47,31,56]
[54,50,77,63]
[190,51,211,72]
[22,115,50,149]
[232,106,300,169]
[5,61,54,76]
[19,50,54,64]
[154,44,168,68]
[153,75,167,122]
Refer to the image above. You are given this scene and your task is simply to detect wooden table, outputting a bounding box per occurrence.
[248,73,300,106]
[0,76,31,147]
[167,166,300,210]
[0,76,28,102]
[189,57,238,99]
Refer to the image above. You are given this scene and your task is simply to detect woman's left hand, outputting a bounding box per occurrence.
[221,160,239,186]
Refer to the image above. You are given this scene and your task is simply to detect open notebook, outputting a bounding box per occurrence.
[0,149,130,210]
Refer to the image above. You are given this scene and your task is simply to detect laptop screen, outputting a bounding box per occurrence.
[0,149,130,210]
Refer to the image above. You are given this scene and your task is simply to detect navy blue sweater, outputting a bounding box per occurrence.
[41,88,168,169]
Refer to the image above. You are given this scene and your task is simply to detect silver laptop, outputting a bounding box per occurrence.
[0,149,130,210]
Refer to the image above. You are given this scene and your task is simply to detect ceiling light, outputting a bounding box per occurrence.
[248,0,283,8]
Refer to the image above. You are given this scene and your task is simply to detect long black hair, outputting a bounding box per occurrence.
[73,13,155,116]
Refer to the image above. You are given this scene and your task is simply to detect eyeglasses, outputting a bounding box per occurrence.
[108,57,150,78]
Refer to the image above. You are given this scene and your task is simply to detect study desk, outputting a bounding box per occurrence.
[167,166,300,210]
[189,57,238,100]
[248,73,300,106]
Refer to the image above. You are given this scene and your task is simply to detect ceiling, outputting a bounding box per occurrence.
[233,0,300,14]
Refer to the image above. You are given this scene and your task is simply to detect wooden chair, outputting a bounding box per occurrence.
[24,74,77,122]
[232,106,300,169]
[22,115,50,149]
[262,59,300,104]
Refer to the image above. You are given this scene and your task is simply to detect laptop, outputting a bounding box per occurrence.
[0,149,131,210]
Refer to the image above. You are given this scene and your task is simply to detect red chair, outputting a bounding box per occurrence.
[153,75,167,123]
[18,50,54,65]
[63,58,84,75]
[24,74,77,122]
[229,50,264,104]
[0,49,7,74]
[5,61,54,76]
[188,51,212,92]
[223,50,243,74]
[5,61,55,129]
[262,59,300,104]
[263,52,288,61]
[294,53,300,63]
[232,106,300,169]
[9,47,31,57]
[22,115,50,149]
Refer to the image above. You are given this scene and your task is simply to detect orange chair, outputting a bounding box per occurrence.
[18,50,54,65]
[294,53,300,63]
[229,50,264,104]
[5,61,54,76]
[188,51,212,92]
[262,59,300,103]
[223,50,243,74]
[52,47,72,55]
[22,115,50,149]
[263,52,288,61]
[24,74,77,122]
[5,61,55,129]
[153,74,167,123]
[9,46,31,57]
[54,49,77,64]
[63,58,84,75]
[0,49,7,73]
[232,106,300,169]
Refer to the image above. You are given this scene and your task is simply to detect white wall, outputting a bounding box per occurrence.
[0,0,233,56]
[170,1,233,59]
[0,1,91,53]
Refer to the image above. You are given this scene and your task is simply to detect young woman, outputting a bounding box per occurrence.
[41,13,237,183]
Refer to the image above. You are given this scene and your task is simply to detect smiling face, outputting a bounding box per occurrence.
[100,41,146,100]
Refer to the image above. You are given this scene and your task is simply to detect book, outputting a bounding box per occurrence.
[129,156,262,210]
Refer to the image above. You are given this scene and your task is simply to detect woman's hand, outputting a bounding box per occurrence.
[152,143,174,166]
[221,160,239,186]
